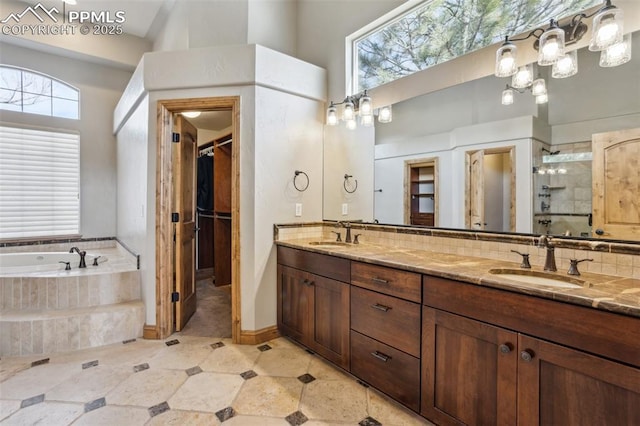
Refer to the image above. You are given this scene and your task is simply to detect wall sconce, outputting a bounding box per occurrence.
[496,0,629,104]
[326,90,392,129]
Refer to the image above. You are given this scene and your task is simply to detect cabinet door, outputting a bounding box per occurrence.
[421,307,517,425]
[518,334,640,426]
[312,275,350,369]
[277,265,314,346]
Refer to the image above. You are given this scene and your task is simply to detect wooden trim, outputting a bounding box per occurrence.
[143,324,159,340]
[404,157,438,226]
[156,96,241,343]
[238,325,281,345]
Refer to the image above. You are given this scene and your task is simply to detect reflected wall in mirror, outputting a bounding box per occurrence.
[324,31,640,241]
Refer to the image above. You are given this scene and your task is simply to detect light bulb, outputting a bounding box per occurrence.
[600,33,631,67]
[378,105,392,123]
[552,51,578,78]
[345,119,357,130]
[495,40,518,77]
[538,24,565,66]
[531,78,546,96]
[326,104,338,126]
[590,8,623,51]
[535,93,548,104]
[359,93,372,117]
[360,114,374,127]
[501,88,514,105]
[512,64,533,89]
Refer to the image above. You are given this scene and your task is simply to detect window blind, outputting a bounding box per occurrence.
[0,125,80,239]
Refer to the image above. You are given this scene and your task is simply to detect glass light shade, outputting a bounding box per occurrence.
[511,64,533,89]
[378,105,392,123]
[495,42,518,77]
[552,50,578,78]
[535,93,548,104]
[501,88,514,105]
[345,118,357,130]
[360,114,374,127]
[326,104,338,126]
[600,33,631,67]
[531,78,547,96]
[589,7,623,51]
[538,26,565,66]
[182,111,201,118]
[359,93,373,117]
[342,100,355,121]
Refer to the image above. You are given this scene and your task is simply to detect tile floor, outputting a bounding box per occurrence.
[0,280,432,425]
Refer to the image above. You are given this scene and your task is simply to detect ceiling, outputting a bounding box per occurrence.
[183,111,233,132]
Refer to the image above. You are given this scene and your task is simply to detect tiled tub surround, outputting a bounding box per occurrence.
[0,241,143,357]
[274,222,640,317]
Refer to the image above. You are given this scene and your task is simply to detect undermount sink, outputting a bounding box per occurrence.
[308,241,350,247]
[488,268,589,289]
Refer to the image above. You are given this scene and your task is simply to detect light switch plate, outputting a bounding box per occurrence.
[342,203,348,215]
[295,203,302,217]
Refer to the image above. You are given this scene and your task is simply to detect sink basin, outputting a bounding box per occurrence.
[488,268,588,289]
[308,241,350,247]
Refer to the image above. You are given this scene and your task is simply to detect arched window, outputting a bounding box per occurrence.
[0,65,79,119]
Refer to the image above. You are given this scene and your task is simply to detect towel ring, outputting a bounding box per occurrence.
[293,170,309,192]
[343,174,358,194]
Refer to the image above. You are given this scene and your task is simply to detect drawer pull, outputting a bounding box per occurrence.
[370,351,391,362]
[371,277,389,285]
[371,303,391,312]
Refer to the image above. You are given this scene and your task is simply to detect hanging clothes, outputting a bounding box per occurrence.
[197,154,214,211]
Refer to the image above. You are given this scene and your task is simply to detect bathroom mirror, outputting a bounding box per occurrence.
[323,31,640,241]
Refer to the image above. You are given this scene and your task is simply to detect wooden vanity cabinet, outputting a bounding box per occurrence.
[422,275,640,425]
[277,247,350,369]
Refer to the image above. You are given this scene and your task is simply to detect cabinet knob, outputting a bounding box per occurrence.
[520,349,534,362]
[499,343,513,354]
[301,278,314,286]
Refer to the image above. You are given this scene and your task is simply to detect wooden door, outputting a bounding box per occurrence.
[311,275,350,369]
[421,307,517,425]
[592,127,640,241]
[517,334,640,426]
[173,116,197,331]
[468,150,485,230]
[277,265,314,346]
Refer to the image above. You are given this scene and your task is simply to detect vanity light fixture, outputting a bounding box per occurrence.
[495,0,629,105]
[501,72,548,106]
[326,90,392,129]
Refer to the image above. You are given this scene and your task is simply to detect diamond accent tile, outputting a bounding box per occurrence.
[285,410,308,426]
[84,397,106,413]
[133,363,150,373]
[148,401,170,417]
[297,373,315,384]
[215,406,235,422]
[165,339,180,346]
[257,344,272,352]
[185,366,203,376]
[31,358,50,367]
[210,341,225,349]
[82,360,99,369]
[240,370,257,380]
[20,394,44,409]
[359,416,382,426]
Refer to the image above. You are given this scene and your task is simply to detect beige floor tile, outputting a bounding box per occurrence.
[1,401,83,425]
[106,368,187,407]
[46,365,131,403]
[367,389,433,425]
[233,376,303,417]
[148,343,212,370]
[72,405,149,425]
[199,343,261,374]
[304,421,354,426]
[223,414,289,425]
[308,357,352,381]
[300,379,368,423]
[168,372,244,413]
[0,399,21,421]
[146,409,221,425]
[253,346,312,378]
[0,362,80,400]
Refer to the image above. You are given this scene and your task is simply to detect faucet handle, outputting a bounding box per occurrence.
[510,250,531,269]
[93,256,102,266]
[353,234,361,244]
[567,258,593,276]
[59,261,71,271]
[331,231,342,242]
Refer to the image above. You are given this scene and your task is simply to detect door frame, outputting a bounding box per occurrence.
[404,157,439,226]
[464,146,516,232]
[150,96,241,342]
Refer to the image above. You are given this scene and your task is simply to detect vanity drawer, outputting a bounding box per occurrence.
[351,286,421,357]
[351,330,420,412]
[351,262,421,302]
[277,246,350,282]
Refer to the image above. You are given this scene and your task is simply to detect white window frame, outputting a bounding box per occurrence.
[0,124,81,240]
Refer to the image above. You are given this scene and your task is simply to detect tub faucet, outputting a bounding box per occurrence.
[537,235,557,272]
[69,247,87,268]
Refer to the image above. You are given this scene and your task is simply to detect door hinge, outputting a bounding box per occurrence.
[172,133,180,143]
[171,292,180,302]
[171,212,179,222]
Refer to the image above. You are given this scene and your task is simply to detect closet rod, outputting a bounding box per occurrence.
[216,139,232,148]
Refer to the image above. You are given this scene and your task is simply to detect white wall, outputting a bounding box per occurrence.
[0,43,132,239]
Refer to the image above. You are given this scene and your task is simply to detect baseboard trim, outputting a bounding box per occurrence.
[143,324,159,340]
[238,325,280,345]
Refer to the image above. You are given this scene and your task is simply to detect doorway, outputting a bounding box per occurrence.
[152,97,241,342]
[465,147,515,232]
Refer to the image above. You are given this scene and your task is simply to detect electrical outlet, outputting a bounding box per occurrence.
[342,203,348,215]
[295,203,302,217]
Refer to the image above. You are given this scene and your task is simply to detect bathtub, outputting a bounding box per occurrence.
[0,251,107,275]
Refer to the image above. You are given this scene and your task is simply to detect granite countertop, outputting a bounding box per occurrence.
[276,238,640,319]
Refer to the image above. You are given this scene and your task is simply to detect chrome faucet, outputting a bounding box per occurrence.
[337,221,352,243]
[537,235,557,272]
[69,246,87,268]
